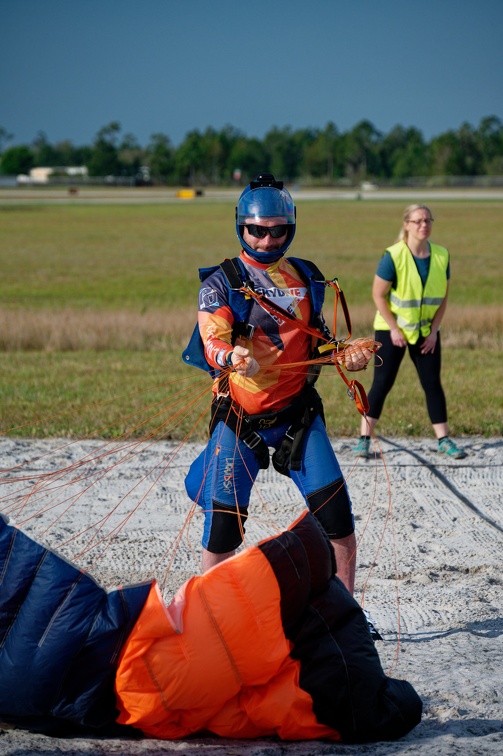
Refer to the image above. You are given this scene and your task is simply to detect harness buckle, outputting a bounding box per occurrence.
[284,427,295,442]
[241,430,263,450]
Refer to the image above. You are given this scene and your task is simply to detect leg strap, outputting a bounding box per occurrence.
[210,399,270,469]
[210,384,324,474]
[272,386,325,475]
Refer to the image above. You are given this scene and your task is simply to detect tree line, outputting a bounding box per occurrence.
[0,116,502,186]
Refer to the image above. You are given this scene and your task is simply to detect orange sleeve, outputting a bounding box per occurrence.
[198,306,234,370]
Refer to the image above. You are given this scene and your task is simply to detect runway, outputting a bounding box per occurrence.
[1,186,503,204]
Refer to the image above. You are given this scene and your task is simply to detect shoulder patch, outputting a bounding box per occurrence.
[199,287,219,309]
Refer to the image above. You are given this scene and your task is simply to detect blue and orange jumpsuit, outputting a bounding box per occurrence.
[185,251,355,553]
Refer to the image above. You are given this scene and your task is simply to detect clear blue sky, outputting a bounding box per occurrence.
[2,0,502,149]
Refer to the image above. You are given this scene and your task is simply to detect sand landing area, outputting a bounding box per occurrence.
[0,435,501,755]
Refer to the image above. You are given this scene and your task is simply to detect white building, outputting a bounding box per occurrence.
[17,166,88,184]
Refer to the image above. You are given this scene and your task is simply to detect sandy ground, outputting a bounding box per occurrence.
[0,435,502,755]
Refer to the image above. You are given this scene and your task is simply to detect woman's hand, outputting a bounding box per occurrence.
[420,330,438,354]
[372,276,406,348]
[390,327,407,347]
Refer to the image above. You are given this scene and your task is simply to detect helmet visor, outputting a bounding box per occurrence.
[237,186,295,226]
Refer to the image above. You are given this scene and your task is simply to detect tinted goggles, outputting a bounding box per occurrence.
[245,224,289,239]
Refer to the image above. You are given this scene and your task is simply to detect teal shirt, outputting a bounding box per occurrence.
[376,247,450,287]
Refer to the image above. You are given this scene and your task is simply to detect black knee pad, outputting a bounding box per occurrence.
[206,500,249,554]
[307,478,355,540]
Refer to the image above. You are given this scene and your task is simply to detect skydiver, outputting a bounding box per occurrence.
[184,174,373,596]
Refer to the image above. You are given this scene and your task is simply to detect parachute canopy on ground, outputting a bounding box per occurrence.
[0,511,422,742]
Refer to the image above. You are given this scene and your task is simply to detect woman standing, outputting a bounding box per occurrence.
[354,204,466,459]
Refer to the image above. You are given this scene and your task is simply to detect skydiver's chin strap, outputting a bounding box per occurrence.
[242,248,285,264]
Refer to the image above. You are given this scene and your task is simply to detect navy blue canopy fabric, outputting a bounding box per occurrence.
[0,514,150,733]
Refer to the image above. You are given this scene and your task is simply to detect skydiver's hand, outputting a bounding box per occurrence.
[331,337,381,371]
[343,341,374,371]
[231,345,260,378]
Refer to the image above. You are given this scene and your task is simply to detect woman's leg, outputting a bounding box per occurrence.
[359,330,406,436]
[408,334,448,437]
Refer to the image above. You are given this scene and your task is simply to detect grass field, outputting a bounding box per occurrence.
[1,195,501,439]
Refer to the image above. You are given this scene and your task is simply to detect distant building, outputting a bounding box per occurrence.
[17,166,88,184]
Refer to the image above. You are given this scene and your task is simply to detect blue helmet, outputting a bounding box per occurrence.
[236,174,296,262]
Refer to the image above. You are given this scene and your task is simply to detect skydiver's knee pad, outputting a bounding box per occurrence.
[203,500,249,553]
[307,478,355,540]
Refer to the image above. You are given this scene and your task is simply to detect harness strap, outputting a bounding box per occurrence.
[271,386,325,475]
[210,398,270,470]
[219,257,253,291]
[218,258,256,341]
[210,384,324,472]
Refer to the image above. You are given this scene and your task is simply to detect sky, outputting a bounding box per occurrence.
[1,0,502,150]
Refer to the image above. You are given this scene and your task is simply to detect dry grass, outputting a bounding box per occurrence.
[439,305,503,349]
[1,304,501,352]
[0,307,193,351]
[329,304,503,350]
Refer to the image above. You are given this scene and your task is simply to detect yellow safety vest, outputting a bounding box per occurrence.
[373,241,449,344]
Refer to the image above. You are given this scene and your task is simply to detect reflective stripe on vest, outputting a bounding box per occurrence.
[373,241,449,344]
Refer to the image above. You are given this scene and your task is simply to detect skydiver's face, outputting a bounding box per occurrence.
[242,217,288,255]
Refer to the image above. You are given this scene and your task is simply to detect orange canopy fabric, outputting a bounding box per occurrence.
[115,519,338,740]
[115,511,422,743]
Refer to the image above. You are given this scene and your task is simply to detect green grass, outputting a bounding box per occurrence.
[0,203,236,308]
[0,351,213,440]
[0,197,501,438]
[1,347,500,440]
[1,199,501,309]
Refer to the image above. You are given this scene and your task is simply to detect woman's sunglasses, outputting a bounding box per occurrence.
[245,224,289,239]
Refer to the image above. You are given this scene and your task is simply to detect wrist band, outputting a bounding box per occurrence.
[226,351,234,367]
